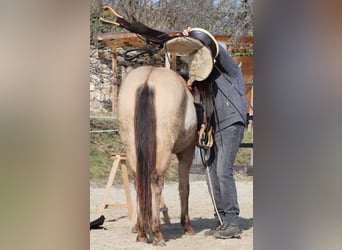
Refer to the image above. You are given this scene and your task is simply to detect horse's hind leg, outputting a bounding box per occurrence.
[126,151,148,242]
[177,145,196,235]
[151,171,166,246]
[130,177,139,234]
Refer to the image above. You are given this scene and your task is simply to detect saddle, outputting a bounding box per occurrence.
[99,6,214,83]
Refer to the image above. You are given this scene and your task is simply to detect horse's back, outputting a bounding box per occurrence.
[119,66,187,108]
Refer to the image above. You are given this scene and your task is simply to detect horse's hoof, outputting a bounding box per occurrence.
[131,225,138,233]
[153,238,166,246]
[136,235,148,243]
[184,226,196,235]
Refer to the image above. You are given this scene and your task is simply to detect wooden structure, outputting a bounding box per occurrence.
[96,153,133,218]
[96,153,170,224]
[94,31,253,120]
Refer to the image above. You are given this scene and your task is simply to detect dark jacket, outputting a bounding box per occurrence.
[209,44,247,131]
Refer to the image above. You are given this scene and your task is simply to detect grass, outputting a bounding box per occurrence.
[90,118,129,182]
[90,118,253,183]
[235,129,253,166]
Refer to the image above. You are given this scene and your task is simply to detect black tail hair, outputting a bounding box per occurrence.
[134,83,156,233]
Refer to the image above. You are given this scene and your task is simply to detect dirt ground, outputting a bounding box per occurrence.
[90,177,253,250]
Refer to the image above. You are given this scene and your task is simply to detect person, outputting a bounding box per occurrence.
[182,27,247,239]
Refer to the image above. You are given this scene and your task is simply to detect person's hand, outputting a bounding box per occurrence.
[186,80,200,102]
[192,85,201,103]
[182,27,191,36]
[186,79,193,91]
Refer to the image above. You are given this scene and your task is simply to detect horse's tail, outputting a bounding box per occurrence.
[134,82,156,233]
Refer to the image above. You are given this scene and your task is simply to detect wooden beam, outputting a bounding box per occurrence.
[95,31,139,42]
[112,45,118,116]
[95,31,253,49]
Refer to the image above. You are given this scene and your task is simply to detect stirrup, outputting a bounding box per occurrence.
[197,123,213,149]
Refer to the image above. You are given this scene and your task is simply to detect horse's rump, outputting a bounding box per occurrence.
[119,66,197,153]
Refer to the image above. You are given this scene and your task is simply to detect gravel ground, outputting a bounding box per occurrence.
[90,178,253,250]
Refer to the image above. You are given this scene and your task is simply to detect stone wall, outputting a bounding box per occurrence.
[90,46,113,115]
[89,45,167,115]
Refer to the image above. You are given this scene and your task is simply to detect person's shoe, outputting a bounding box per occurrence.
[204,220,222,237]
[213,224,242,239]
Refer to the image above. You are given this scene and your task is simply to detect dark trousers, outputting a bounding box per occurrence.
[205,123,245,226]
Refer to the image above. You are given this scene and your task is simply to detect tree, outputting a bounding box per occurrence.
[90,0,119,45]
[91,0,253,44]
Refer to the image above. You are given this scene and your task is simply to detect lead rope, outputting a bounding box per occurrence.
[200,147,224,226]
[197,82,224,226]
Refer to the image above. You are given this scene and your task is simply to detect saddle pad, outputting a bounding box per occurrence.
[165,36,203,54]
[164,36,214,83]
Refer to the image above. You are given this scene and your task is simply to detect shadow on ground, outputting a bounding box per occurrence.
[161,216,253,242]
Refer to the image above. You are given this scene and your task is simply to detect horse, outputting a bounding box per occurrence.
[117,65,198,246]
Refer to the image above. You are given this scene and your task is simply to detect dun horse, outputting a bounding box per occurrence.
[118,66,197,246]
